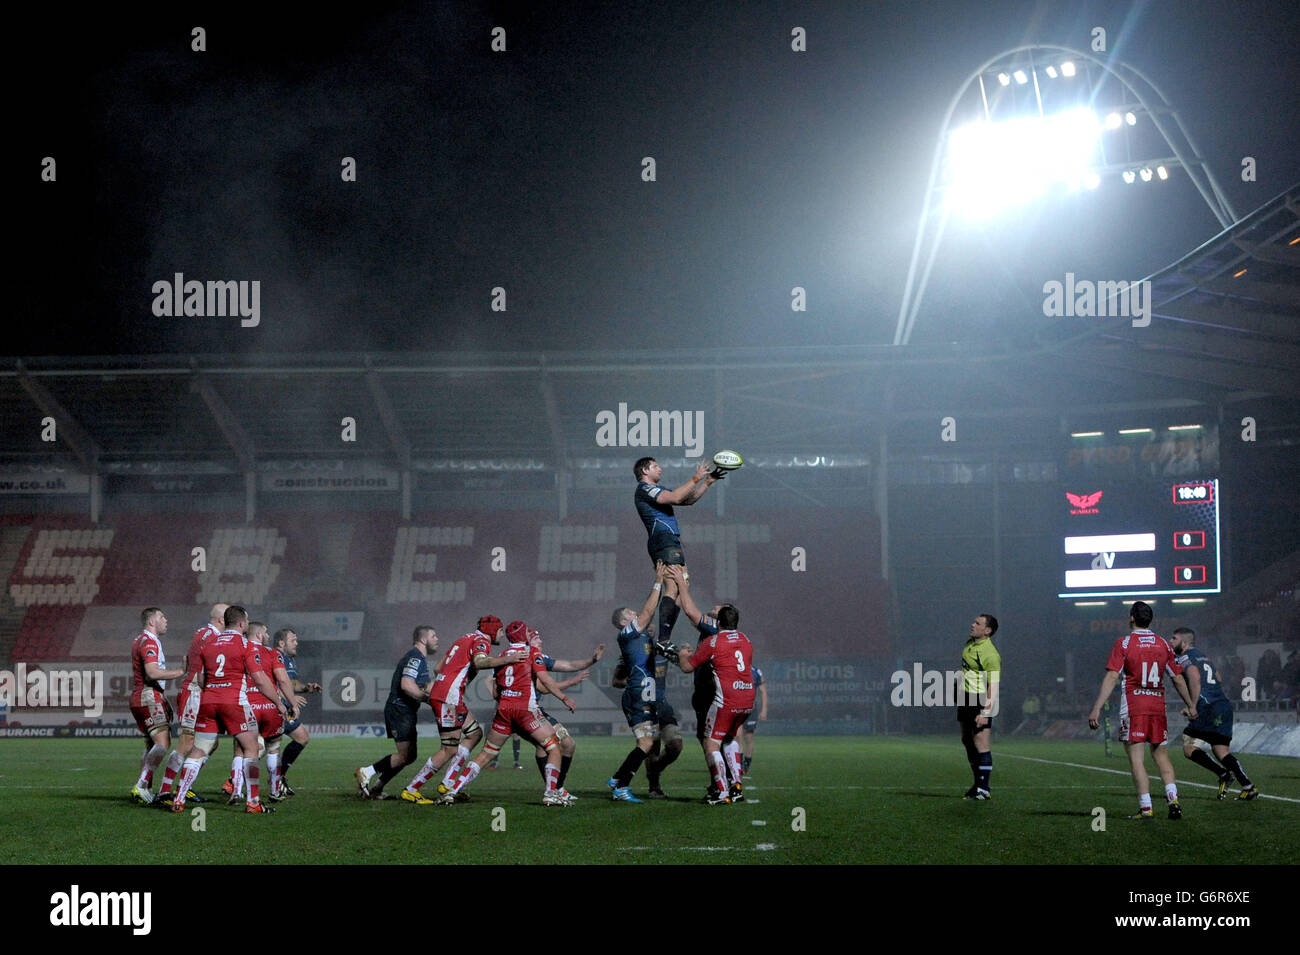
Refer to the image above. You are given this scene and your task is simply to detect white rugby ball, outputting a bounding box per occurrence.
[712,449,744,470]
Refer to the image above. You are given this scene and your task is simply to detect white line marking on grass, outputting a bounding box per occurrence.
[619,845,780,852]
[1001,753,1300,804]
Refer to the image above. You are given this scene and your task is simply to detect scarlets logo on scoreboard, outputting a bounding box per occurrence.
[1067,490,1103,515]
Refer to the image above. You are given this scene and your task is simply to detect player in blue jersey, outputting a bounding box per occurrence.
[740,664,767,773]
[1171,627,1259,801]
[355,626,439,799]
[634,457,723,647]
[607,562,671,802]
[271,627,320,797]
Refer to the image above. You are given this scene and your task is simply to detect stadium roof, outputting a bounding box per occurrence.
[3,185,1297,472]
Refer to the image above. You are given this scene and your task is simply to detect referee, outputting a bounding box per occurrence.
[958,613,1001,800]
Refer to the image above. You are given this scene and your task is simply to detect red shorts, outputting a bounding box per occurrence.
[1120,711,1168,745]
[130,688,173,737]
[195,698,256,736]
[491,707,545,740]
[431,700,470,731]
[251,699,284,739]
[703,704,750,743]
[178,685,202,732]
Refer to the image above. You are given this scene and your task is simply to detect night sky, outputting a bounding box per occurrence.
[14,0,1300,358]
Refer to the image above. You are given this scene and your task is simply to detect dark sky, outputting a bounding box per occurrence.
[14,0,1300,358]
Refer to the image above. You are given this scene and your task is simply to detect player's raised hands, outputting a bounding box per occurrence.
[591,643,605,661]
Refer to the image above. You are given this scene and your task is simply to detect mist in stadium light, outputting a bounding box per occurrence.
[1084,171,1101,189]
[945,107,1103,218]
[1105,112,1123,130]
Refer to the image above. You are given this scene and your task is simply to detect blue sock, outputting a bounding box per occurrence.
[977,752,992,791]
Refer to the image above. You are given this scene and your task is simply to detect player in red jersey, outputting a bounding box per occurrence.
[129,607,185,804]
[668,569,754,804]
[158,602,227,804]
[170,605,289,814]
[1088,601,1198,820]
[401,616,521,803]
[439,619,576,806]
[233,621,302,803]
[665,571,748,805]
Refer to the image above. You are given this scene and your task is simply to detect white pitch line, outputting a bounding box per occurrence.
[619,845,779,852]
[1001,753,1300,804]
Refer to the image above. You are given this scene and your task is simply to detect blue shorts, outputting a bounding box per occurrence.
[647,533,685,566]
[1184,699,1233,746]
[284,715,303,735]
[657,701,678,727]
[384,701,419,743]
[621,686,658,729]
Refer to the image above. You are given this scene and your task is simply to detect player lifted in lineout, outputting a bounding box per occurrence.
[633,450,740,648]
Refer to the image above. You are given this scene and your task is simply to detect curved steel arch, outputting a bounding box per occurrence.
[893,44,1239,347]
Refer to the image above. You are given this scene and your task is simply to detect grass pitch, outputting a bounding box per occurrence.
[1,735,1295,865]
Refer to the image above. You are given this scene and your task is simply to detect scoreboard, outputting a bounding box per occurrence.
[1059,478,1220,598]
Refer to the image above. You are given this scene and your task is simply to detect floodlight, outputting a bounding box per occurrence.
[945,107,1102,218]
[1122,169,1136,184]
[1125,111,1137,126]
[997,72,1011,86]
[1105,112,1123,129]
[1060,61,1076,77]
[1156,165,1169,180]
[1045,65,1058,78]
[1013,69,1028,84]
[1139,166,1153,181]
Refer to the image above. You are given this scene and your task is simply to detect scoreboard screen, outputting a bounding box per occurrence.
[1059,478,1220,598]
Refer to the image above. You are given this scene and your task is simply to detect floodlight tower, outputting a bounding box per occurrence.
[893,44,1239,346]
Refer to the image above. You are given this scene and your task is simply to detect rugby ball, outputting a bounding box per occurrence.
[712,449,744,471]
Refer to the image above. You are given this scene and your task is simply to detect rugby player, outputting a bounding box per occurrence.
[606,563,671,803]
[157,603,225,805]
[667,570,754,804]
[128,607,185,805]
[399,616,519,804]
[1170,627,1260,800]
[355,626,441,799]
[171,605,288,814]
[634,457,722,647]
[1088,602,1198,820]
[525,626,603,796]
[272,626,321,795]
[438,620,576,806]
